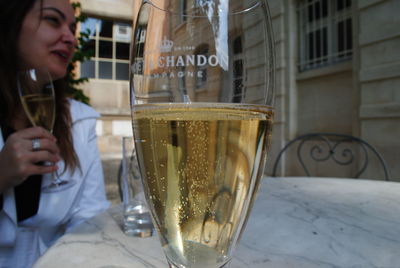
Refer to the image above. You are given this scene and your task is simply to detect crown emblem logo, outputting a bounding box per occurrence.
[160,36,174,53]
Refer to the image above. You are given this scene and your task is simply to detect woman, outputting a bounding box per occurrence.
[0,0,110,267]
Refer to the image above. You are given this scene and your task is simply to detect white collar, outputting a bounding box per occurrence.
[69,98,100,124]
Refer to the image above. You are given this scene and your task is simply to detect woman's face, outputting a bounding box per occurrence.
[18,0,77,80]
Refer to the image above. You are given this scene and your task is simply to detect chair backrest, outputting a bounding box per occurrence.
[271,133,391,181]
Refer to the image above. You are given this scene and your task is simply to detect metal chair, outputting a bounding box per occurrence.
[271,133,391,181]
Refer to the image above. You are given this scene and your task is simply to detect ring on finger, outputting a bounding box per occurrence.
[32,138,41,151]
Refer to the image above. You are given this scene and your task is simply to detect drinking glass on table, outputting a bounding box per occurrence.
[120,136,153,237]
[130,0,275,267]
[17,68,76,193]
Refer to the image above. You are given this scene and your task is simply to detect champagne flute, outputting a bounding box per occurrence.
[17,68,76,193]
[130,0,275,267]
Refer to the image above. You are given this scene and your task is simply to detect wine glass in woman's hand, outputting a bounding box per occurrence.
[17,68,75,192]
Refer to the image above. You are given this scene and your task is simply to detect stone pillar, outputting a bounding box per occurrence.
[356,0,400,181]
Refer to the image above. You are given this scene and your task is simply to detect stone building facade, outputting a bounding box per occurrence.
[77,0,399,181]
[267,0,399,180]
[77,0,134,159]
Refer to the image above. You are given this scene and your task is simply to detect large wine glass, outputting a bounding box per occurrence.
[130,0,275,267]
[17,68,76,193]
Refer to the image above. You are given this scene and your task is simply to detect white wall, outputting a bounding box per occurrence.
[80,0,133,20]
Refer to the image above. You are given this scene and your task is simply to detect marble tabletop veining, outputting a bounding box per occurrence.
[33,177,400,268]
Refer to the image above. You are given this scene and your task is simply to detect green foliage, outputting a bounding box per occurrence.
[66,2,92,105]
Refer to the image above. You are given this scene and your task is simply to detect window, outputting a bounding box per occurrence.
[133,26,146,75]
[195,46,208,89]
[232,36,244,103]
[178,65,186,92]
[298,0,352,71]
[80,17,132,80]
[179,0,187,24]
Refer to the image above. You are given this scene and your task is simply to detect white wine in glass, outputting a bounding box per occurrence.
[20,88,55,132]
[18,68,75,193]
[131,0,275,267]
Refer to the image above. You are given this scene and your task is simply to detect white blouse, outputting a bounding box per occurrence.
[0,99,110,268]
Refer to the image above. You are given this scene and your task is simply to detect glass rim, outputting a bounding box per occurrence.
[131,102,275,112]
[143,0,264,17]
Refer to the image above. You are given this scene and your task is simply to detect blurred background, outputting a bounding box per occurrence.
[71,0,400,204]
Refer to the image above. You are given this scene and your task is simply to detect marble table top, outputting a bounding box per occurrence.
[33,177,400,268]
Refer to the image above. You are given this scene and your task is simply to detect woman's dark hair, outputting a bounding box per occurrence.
[0,0,79,173]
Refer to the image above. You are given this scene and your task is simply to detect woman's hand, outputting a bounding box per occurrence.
[0,127,60,192]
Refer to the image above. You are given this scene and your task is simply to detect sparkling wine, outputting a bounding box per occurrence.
[21,93,55,131]
[132,103,273,268]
